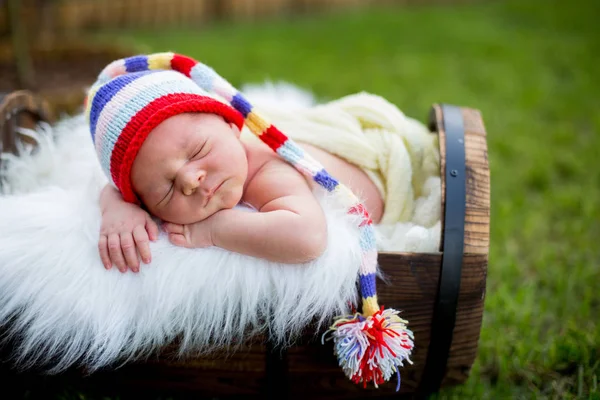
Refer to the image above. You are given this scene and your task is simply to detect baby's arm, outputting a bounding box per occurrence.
[165,160,327,264]
[99,184,159,273]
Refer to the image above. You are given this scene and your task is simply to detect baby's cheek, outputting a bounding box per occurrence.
[147,198,186,224]
[179,197,212,224]
[148,206,170,223]
[169,202,197,224]
[225,184,244,208]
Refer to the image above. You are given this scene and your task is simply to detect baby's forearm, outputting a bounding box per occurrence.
[210,209,326,264]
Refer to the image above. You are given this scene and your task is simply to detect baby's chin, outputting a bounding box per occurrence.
[158,209,218,225]
[163,198,242,225]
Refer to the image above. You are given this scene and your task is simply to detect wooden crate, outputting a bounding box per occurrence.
[0,102,489,398]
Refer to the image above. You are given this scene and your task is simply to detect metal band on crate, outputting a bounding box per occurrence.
[419,104,466,396]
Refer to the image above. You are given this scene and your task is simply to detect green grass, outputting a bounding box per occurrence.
[87,0,599,398]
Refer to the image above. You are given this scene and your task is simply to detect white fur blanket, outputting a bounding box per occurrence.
[0,85,441,373]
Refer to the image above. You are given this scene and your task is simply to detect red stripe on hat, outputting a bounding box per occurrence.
[261,125,287,152]
[171,54,197,77]
[349,204,373,227]
[110,93,244,203]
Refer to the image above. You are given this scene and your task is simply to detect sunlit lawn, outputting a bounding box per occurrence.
[36,0,600,398]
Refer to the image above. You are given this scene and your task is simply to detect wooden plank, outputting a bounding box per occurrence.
[462,107,491,255]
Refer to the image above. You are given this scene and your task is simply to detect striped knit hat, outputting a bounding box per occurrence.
[86,59,245,204]
[85,52,413,390]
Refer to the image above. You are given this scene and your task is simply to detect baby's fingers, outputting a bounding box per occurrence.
[120,232,140,273]
[108,233,127,273]
[146,217,159,242]
[168,233,190,248]
[163,222,184,235]
[133,225,152,265]
[98,235,111,270]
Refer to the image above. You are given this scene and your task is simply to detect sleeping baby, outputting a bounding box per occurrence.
[88,53,415,389]
[90,53,384,273]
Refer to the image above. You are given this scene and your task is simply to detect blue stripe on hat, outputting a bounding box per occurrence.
[314,169,339,192]
[190,62,218,92]
[359,273,377,298]
[275,139,306,165]
[359,224,377,251]
[125,55,149,73]
[231,93,252,118]
[90,71,151,140]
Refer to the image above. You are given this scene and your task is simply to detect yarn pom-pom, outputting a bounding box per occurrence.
[322,307,414,390]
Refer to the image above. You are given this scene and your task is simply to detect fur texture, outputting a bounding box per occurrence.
[0,84,440,373]
[0,117,363,373]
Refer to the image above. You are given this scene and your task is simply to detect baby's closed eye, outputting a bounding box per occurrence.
[157,183,174,206]
[190,139,209,160]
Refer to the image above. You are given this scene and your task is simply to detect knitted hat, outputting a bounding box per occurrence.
[86,52,413,390]
[86,64,245,203]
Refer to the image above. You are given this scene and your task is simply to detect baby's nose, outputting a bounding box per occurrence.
[181,168,207,196]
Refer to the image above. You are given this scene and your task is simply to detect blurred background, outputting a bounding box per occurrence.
[1,0,599,398]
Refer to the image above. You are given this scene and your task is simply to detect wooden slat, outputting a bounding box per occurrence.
[462,108,491,254]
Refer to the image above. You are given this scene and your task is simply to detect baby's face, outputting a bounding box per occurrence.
[131,113,248,224]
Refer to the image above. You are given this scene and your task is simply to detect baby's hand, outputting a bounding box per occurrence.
[163,218,215,249]
[99,202,159,273]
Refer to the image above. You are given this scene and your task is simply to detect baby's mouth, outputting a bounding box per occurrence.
[204,180,224,207]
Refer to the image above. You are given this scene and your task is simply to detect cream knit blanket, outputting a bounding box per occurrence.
[241,91,440,226]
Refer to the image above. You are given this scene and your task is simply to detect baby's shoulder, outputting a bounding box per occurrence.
[241,139,313,209]
[243,139,289,181]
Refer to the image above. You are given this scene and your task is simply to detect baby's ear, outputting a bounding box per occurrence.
[229,122,241,138]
